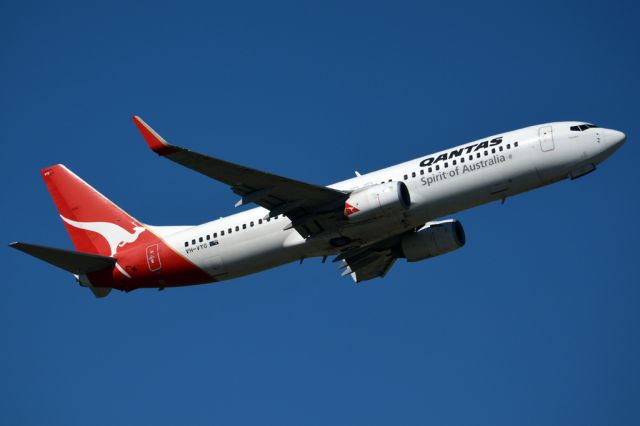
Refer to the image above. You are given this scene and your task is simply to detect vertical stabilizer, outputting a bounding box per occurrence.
[41,165,147,257]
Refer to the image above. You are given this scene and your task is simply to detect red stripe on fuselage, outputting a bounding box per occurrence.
[87,231,214,291]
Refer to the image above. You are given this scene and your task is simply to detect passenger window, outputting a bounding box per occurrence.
[436,165,440,171]
[476,153,481,158]
[420,170,424,175]
[428,167,432,173]
[411,172,416,178]
[206,235,210,240]
[221,230,225,236]
[469,155,473,160]
[259,219,263,225]
[404,174,408,180]
[214,232,217,238]
[199,237,203,243]
[506,144,511,149]
[484,151,488,156]
[514,142,519,147]
[491,148,495,154]
[192,239,196,245]
[235,226,239,231]
[499,146,503,151]
[228,228,232,234]
[243,224,247,229]
[184,241,188,247]
[461,158,465,163]
[452,160,456,165]
[250,221,254,227]
[444,162,448,168]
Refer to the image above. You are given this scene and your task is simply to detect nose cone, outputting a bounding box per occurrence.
[605,128,626,151]
[591,128,626,165]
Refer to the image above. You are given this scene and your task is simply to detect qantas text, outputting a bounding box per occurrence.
[419,137,503,167]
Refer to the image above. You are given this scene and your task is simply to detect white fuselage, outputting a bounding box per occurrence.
[159,122,625,281]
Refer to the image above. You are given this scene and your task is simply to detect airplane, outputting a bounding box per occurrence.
[9,117,626,298]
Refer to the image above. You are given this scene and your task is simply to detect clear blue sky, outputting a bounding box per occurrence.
[2,1,638,425]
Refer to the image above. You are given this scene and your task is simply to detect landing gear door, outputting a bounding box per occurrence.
[206,255,227,276]
[539,126,555,152]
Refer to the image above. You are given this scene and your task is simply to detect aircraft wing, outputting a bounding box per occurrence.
[335,247,397,283]
[133,116,348,237]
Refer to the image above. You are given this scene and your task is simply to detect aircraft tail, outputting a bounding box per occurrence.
[11,164,210,296]
[41,164,146,257]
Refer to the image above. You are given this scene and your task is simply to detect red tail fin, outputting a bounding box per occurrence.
[40,164,212,290]
[41,165,145,257]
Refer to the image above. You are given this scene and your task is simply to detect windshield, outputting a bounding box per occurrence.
[570,124,598,131]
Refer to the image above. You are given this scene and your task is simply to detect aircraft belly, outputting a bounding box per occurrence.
[339,215,410,242]
[207,230,305,280]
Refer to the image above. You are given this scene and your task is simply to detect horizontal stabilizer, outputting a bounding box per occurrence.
[9,242,116,275]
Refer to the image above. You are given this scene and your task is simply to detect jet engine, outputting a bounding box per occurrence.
[399,219,466,261]
[344,182,411,222]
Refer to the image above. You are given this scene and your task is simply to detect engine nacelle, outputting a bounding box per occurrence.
[344,182,411,222]
[400,219,466,262]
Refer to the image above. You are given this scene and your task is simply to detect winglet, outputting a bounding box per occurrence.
[132,116,180,156]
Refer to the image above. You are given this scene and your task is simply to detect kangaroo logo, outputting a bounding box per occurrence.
[61,216,146,256]
[60,216,146,278]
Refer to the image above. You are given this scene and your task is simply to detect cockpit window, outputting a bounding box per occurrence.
[570,124,598,132]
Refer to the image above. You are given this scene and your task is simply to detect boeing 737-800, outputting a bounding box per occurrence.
[9,117,626,297]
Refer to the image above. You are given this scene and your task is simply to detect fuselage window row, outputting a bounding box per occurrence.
[184,215,281,247]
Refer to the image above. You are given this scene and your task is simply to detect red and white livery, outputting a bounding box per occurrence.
[10,117,626,297]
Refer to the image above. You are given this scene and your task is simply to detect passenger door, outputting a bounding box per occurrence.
[539,126,555,152]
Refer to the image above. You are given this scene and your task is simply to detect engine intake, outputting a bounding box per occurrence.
[400,219,466,262]
[344,182,411,222]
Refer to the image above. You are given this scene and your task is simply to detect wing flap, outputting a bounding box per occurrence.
[338,248,397,283]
